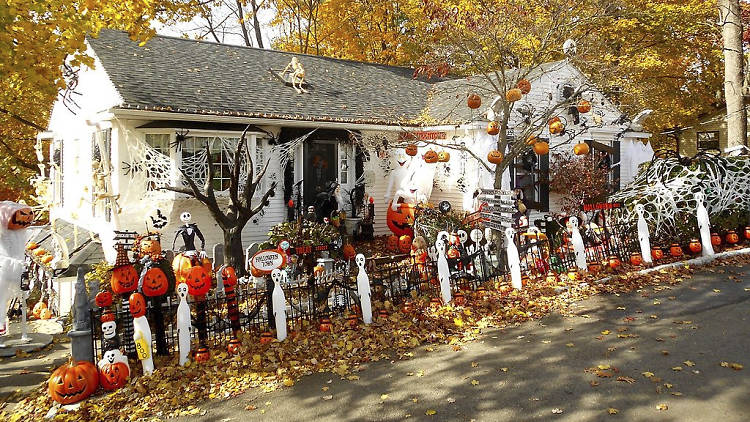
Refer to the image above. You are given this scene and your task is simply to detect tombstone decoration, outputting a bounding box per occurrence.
[69,267,94,362]
[129,292,154,375]
[175,283,191,366]
[354,254,373,324]
[0,201,33,345]
[270,269,288,341]
[567,216,588,271]
[694,192,715,257]
[435,239,452,303]
[138,255,169,355]
[218,266,241,336]
[634,204,653,264]
[110,244,138,355]
[504,228,523,290]
[172,211,206,258]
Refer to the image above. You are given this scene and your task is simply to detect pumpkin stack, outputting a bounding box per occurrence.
[110,244,138,355]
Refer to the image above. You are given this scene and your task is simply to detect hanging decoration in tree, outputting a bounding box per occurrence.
[517,79,532,94]
[487,121,500,136]
[573,142,590,155]
[467,93,482,109]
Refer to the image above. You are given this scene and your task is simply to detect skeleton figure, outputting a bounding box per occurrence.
[435,239,452,304]
[172,212,206,257]
[355,254,372,324]
[282,57,307,94]
[635,204,653,264]
[567,216,588,271]
[467,228,483,255]
[271,269,287,341]
[176,283,191,366]
[91,159,121,212]
[694,192,715,257]
[505,228,522,290]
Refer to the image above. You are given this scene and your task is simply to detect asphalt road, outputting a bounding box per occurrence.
[173,263,750,421]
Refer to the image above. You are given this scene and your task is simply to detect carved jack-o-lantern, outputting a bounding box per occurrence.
[726,230,740,245]
[187,265,211,296]
[221,266,238,288]
[405,144,418,156]
[669,243,683,257]
[398,235,412,254]
[32,301,47,318]
[260,331,274,344]
[386,235,399,252]
[48,361,99,404]
[447,247,460,259]
[487,150,503,164]
[505,88,522,102]
[688,239,702,254]
[95,291,113,308]
[227,338,242,355]
[2,203,34,230]
[319,318,332,332]
[608,255,622,270]
[138,238,162,259]
[629,252,643,266]
[386,200,415,237]
[98,362,129,391]
[172,254,193,284]
[487,121,500,136]
[111,265,138,296]
[346,314,358,328]
[588,262,601,274]
[437,151,450,162]
[129,292,146,318]
[423,150,439,164]
[711,232,722,246]
[194,347,210,363]
[517,79,532,94]
[576,99,592,113]
[651,246,664,261]
[142,267,168,297]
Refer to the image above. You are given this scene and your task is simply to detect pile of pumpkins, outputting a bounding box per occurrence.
[386,234,413,254]
[404,144,451,164]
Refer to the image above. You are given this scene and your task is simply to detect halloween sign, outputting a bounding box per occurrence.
[250,249,286,274]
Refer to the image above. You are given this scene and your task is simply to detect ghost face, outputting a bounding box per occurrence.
[180,212,192,224]
[567,216,579,228]
[635,204,645,215]
[470,229,483,243]
[271,269,282,285]
[103,349,118,364]
[435,239,446,254]
[457,230,468,245]
[694,192,704,204]
[102,321,116,339]
[177,283,188,299]
[355,254,365,268]
[505,227,515,239]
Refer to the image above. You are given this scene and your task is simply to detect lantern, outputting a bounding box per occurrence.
[726,230,740,245]
[608,255,622,270]
[651,246,664,261]
[111,265,138,296]
[437,151,450,162]
[688,239,702,254]
[194,347,210,363]
[405,144,418,156]
[423,150,439,163]
[142,267,168,297]
[487,150,504,164]
[467,93,482,109]
[517,79,531,94]
[487,121,500,136]
[711,233,722,246]
[186,265,211,296]
[319,318,332,332]
[533,141,550,155]
[48,361,99,404]
[629,252,643,266]
[260,331,274,344]
[549,121,565,135]
[95,291,113,308]
[399,235,412,254]
[576,99,592,113]
[227,338,242,355]
[669,243,683,257]
[573,142,590,155]
[506,88,522,102]
[387,235,400,252]
[99,362,129,391]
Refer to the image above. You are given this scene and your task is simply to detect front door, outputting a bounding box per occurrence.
[304,140,338,213]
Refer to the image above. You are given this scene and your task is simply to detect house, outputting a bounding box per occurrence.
[676,107,750,156]
[41,29,653,263]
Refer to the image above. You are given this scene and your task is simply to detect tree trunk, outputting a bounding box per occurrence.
[235,0,252,46]
[224,228,246,275]
[720,0,747,149]
[251,0,264,48]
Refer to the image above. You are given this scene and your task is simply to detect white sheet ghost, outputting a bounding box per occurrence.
[435,239,452,303]
[505,228,522,290]
[176,283,191,366]
[694,192,715,257]
[635,204,653,264]
[355,254,372,324]
[0,201,32,341]
[567,217,588,271]
[271,269,287,341]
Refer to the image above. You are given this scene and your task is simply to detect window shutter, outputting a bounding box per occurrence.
[539,153,549,212]
[612,140,621,191]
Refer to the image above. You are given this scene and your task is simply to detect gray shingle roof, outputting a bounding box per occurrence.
[89,30,439,126]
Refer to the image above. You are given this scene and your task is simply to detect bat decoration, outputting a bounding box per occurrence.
[150,209,168,229]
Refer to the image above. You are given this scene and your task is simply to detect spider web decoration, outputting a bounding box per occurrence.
[610,152,750,243]
[122,130,173,193]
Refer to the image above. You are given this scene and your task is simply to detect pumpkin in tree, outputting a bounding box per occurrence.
[423,150,439,164]
[142,267,168,297]
[487,150,503,164]
[576,99,592,113]
[533,141,550,155]
[549,120,565,135]
[48,360,99,404]
[505,88,522,102]
[98,362,129,391]
[405,144,418,156]
[573,142,590,155]
[386,200,415,237]
[467,93,482,109]
[487,121,500,136]
[437,151,450,162]
[517,79,531,94]
[186,265,211,296]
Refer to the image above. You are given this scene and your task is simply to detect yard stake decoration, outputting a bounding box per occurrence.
[435,239,452,303]
[355,254,372,324]
[504,227,522,290]
[694,192,715,257]
[129,292,154,375]
[635,204,653,264]
[567,217,588,271]
[270,269,288,341]
[176,283,191,366]
[219,266,241,335]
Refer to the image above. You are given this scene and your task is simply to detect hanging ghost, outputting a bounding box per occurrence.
[634,204,653,264]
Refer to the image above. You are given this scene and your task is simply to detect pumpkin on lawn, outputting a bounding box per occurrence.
[670,243,683,257]
[194,347,210,363]
[726,230,740,245]
[711,232,722,246]
[688,239,702,254]
[629,252,643,266]
[423,149,439,164]
[405,144,418,156]
[487,120,500,136]
[386,200,415,237]
[98,362,129,391]
[142,267,168,297]
[651,246,664,261]
[48,360,99,404]
[398,235,413,254]
[487,150,503,164]
[227,338,242,355]
[467,93,482,109]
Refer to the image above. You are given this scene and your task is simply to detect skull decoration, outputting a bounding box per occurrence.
[470,229,483,243]
[180,212,192,223]
[101,320,117,340]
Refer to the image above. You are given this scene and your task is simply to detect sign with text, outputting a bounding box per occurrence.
[250,249,286,274]
[581,202,623,212]
[399,131,447,141]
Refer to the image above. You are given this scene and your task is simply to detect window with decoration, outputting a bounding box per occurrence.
[697,131,720,151]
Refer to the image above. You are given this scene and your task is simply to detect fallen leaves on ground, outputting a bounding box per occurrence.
[656,403,668,411]
[608,408,619,415]
[720,362,743,370]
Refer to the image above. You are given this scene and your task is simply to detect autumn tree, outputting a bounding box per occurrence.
[191,0,266,47]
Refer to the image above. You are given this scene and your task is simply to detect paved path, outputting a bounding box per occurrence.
[180,262,750,422]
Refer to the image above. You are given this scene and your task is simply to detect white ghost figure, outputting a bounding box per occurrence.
[634,204,652,264]
[567,216,587,271]
[355,254,372,324]
[132,313,154,375]
[525,226,542,255]
[435,239,452,304]
[271,269,287,341]
[468,228,483,255]
[505,228,522,290]
[694,192,715,257]
[176,283,191,366]
[98,349,130,372]
[101,320,117,340]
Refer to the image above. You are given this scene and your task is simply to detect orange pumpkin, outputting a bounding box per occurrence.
[346,314,359,328]
[227,338,242,355]
[187,265,211,296]
[319,318,332,332]
[573,142,590,155]
[526,136,538,146]
[549,120,565,135]
[138,238,162,259]
[32,301,47,318]
[608,255,622,270]
[454,291,466,306]
[447,247,460,259]
[33,248,46,257]
[487,121,500,136]
[517,79,531,94]
[221,266,238,287]
[342,244,356,260]
[4,204,33,230]
[111,265,138,295]
[129,292,147,318]
[588,262,601,274]
[467,93,482,109]
[386,200,415,237]
[487,150,504,164]
[142,267,168,297]
[98,362,129,391]
[688,239,702,254]
[386,235,399,252]
[171,254,194,284]
[744,226,750,240]
[194,347,210,363]
[726,230,739,245]
[533,141,550,155]
[669,243,683,257]
[48,361,99,404]
[423,150,439,163]
[405,144,418,156]
[437,151,450,162]
[629,252,643,266]
[651,246,664,261]
[398,235,412,254]
[711,232,722,246]
[576,99,592,113]
[95,291,113,308]
[260,331,274,344]
[506,88,522,102]
[40,308,52,319]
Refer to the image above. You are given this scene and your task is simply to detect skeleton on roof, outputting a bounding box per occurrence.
[282,57,307,94]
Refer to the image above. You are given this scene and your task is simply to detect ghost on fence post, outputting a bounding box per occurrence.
[504,228,523,290]
[634,204,653,264]
[694,192,715,257]
[355,254,373,324]
[270,269,288,341]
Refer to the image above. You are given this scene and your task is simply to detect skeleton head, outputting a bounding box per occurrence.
[101,321,116,339]
[505,227,515,239]
[435,239,446,255]
[635,204,645,215]
[180,212,192,224]
[470,228,483,243]
[457,230,468,245]
[177,283,188,299]
[355,253,366,268]
[271,268,282,285]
